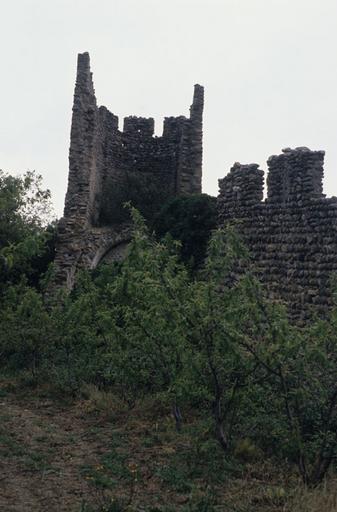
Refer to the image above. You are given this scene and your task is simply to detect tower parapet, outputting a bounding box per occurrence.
[123,116,155,137]
[267,147,325,204]
[218,162,264,210]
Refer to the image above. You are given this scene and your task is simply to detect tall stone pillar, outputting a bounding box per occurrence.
[54,52,100,288]
[177,84,204,195]
[189,84,204,193]
[64,52,99,224]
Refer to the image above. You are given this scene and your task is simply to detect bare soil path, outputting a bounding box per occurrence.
[0,388,112,511]
[0,383,196,512]
[1,381,329,512]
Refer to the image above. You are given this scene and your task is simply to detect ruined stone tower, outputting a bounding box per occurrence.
[54,52,204,288]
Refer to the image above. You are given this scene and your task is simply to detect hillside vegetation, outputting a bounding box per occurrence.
[1,170,337,511]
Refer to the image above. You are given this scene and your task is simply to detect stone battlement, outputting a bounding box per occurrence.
[218,148,337,322]
[219,147,325,209]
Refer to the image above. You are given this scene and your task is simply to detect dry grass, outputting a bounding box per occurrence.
[287,480,337,512]
[1,379,337,512]
[80,384,127,420]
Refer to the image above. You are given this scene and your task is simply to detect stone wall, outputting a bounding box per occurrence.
[218,148,337,322]
[53,52,204,288]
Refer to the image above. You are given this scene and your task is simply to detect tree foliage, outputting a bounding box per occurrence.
[2,183,337,487]
[0,170,55,292]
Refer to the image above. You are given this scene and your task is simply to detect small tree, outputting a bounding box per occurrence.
[0,170,55,292]
[93,208,190,417]
[238,287,337,486]
[177,227,275,452]
[99,212,270,446]
[0,285,52,375]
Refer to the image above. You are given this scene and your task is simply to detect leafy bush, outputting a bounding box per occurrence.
[3,189,337,487]
[0,169,55,293]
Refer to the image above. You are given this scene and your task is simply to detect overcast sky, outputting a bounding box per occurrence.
[1,0,337,216]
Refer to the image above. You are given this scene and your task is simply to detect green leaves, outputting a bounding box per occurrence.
[3,204,337,485]
[0,169,55,293]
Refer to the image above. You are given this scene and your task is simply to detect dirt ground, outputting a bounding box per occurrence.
[1,380,337,512]
[0,388,112,511]
[0,382,216,512]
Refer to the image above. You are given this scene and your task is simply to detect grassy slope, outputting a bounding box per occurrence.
[0,378,337,512]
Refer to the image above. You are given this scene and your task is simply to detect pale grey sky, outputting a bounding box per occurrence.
[1,0,337,216]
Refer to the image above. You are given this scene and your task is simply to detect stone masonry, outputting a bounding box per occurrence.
[54,53,337,320]
[54,52,204,288]
[218,148,337,322]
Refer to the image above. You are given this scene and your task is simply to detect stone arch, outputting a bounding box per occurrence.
[90,236,131,270]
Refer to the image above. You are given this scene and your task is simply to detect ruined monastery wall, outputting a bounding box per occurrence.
[218,148,337,321]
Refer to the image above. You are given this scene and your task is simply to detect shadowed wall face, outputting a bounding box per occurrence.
[218,148,337,322]
[54,52,204,288]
